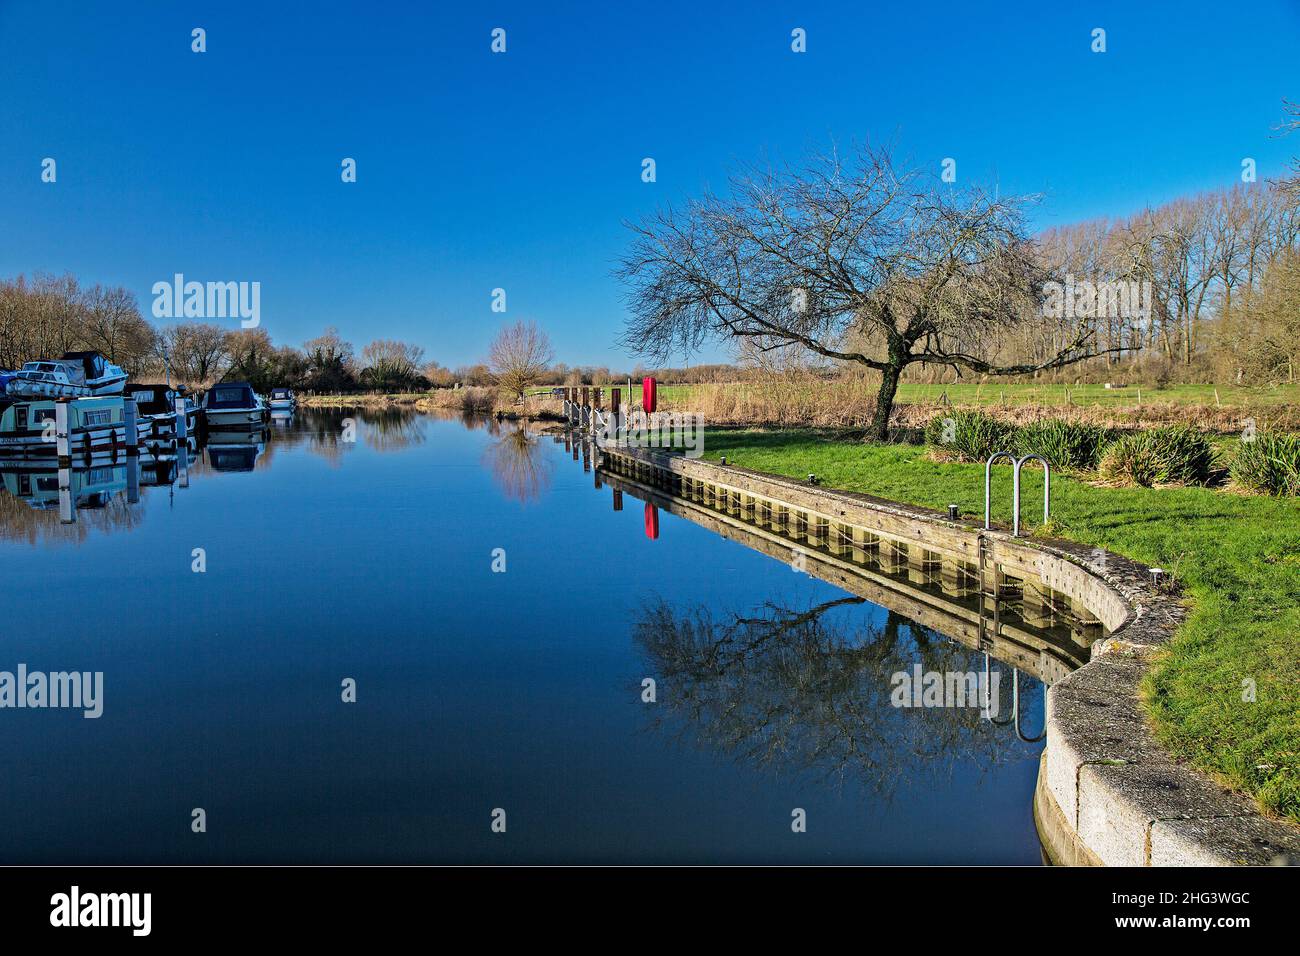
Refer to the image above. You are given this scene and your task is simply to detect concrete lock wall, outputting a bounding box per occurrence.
[597,443,1300,866]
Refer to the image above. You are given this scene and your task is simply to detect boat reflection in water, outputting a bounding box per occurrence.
[140,439,199,487]
[204,428,267,473]
[0,436,205,527]
[2,460,127,513]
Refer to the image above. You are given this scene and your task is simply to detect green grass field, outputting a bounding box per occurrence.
[694,428,1300,824]
[637,380,1300,409]
[895,382,1300,408]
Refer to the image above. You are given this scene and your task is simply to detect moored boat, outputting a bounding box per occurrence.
[6,352,129,399]
[201,381,268,428]
[0,396,144,458]
[268,387,297,411]
[124,383,201,441]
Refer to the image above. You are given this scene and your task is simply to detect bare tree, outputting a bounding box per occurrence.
[616,143,1113,439]
[303,327,356,391]
[81,284,154,367]
[1274,98,1300,205]
[488,320,554,401]
[359,339,426,391]
[155,322,231,386]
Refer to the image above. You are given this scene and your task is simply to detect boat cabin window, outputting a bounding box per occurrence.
[132,390,156,404]
[212,387,249,405]
[83,409,113,426]
[34,408,56,424]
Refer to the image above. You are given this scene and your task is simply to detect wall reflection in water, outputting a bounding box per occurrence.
[632,595,1042,795]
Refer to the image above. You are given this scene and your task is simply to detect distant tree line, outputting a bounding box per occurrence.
[0,280,555,396]
[0,280,692,395]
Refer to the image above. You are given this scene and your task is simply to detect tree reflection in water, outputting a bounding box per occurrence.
[359,408,425,453]
[633,595,1040,796]
[0,478,144,545]
[481,422,554,505]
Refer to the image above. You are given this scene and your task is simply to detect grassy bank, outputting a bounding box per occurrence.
[302,390,563,418]
[299,392,430,407]
[695,428,1300,823]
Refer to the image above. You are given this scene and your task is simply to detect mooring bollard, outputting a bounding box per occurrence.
[124,397,139,455]
[174,394,188,443]
[55,399,71,466]
[55,400,73,524]
[611,388,621,441]
[123,397,140,504]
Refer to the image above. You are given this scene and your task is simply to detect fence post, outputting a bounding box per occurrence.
[611,387,621,441]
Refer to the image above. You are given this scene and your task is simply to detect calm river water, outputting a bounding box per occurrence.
[0,409,1050,863]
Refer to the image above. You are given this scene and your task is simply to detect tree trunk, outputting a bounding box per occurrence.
[871,362,902,441]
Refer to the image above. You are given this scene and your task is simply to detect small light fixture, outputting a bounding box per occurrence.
[1150,567,1165,586]
[719,456,727,466]
[808,473,818,485]
[948,504,959,520]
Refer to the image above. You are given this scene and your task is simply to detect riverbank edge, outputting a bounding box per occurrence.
[597,443,1300,865]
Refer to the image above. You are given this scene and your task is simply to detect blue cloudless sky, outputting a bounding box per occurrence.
[1,0,1297,367]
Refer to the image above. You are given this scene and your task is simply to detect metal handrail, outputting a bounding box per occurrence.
[984,451,1015,530]
[1012,454,1051,537]
[983,653,1012,725]
[1012,669,1046,743]
[986,451,1051,537]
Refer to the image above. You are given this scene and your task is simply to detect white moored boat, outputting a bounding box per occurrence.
[268,387,297,411]
[0,396,143,458]
[7,352,128,399]
[201,381,268,428]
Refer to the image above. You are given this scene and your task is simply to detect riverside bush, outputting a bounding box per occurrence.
[1230,431,1300,496]
[1098,426,1213,486]
[1013,419,1114,470]
[923,411,1016,462]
